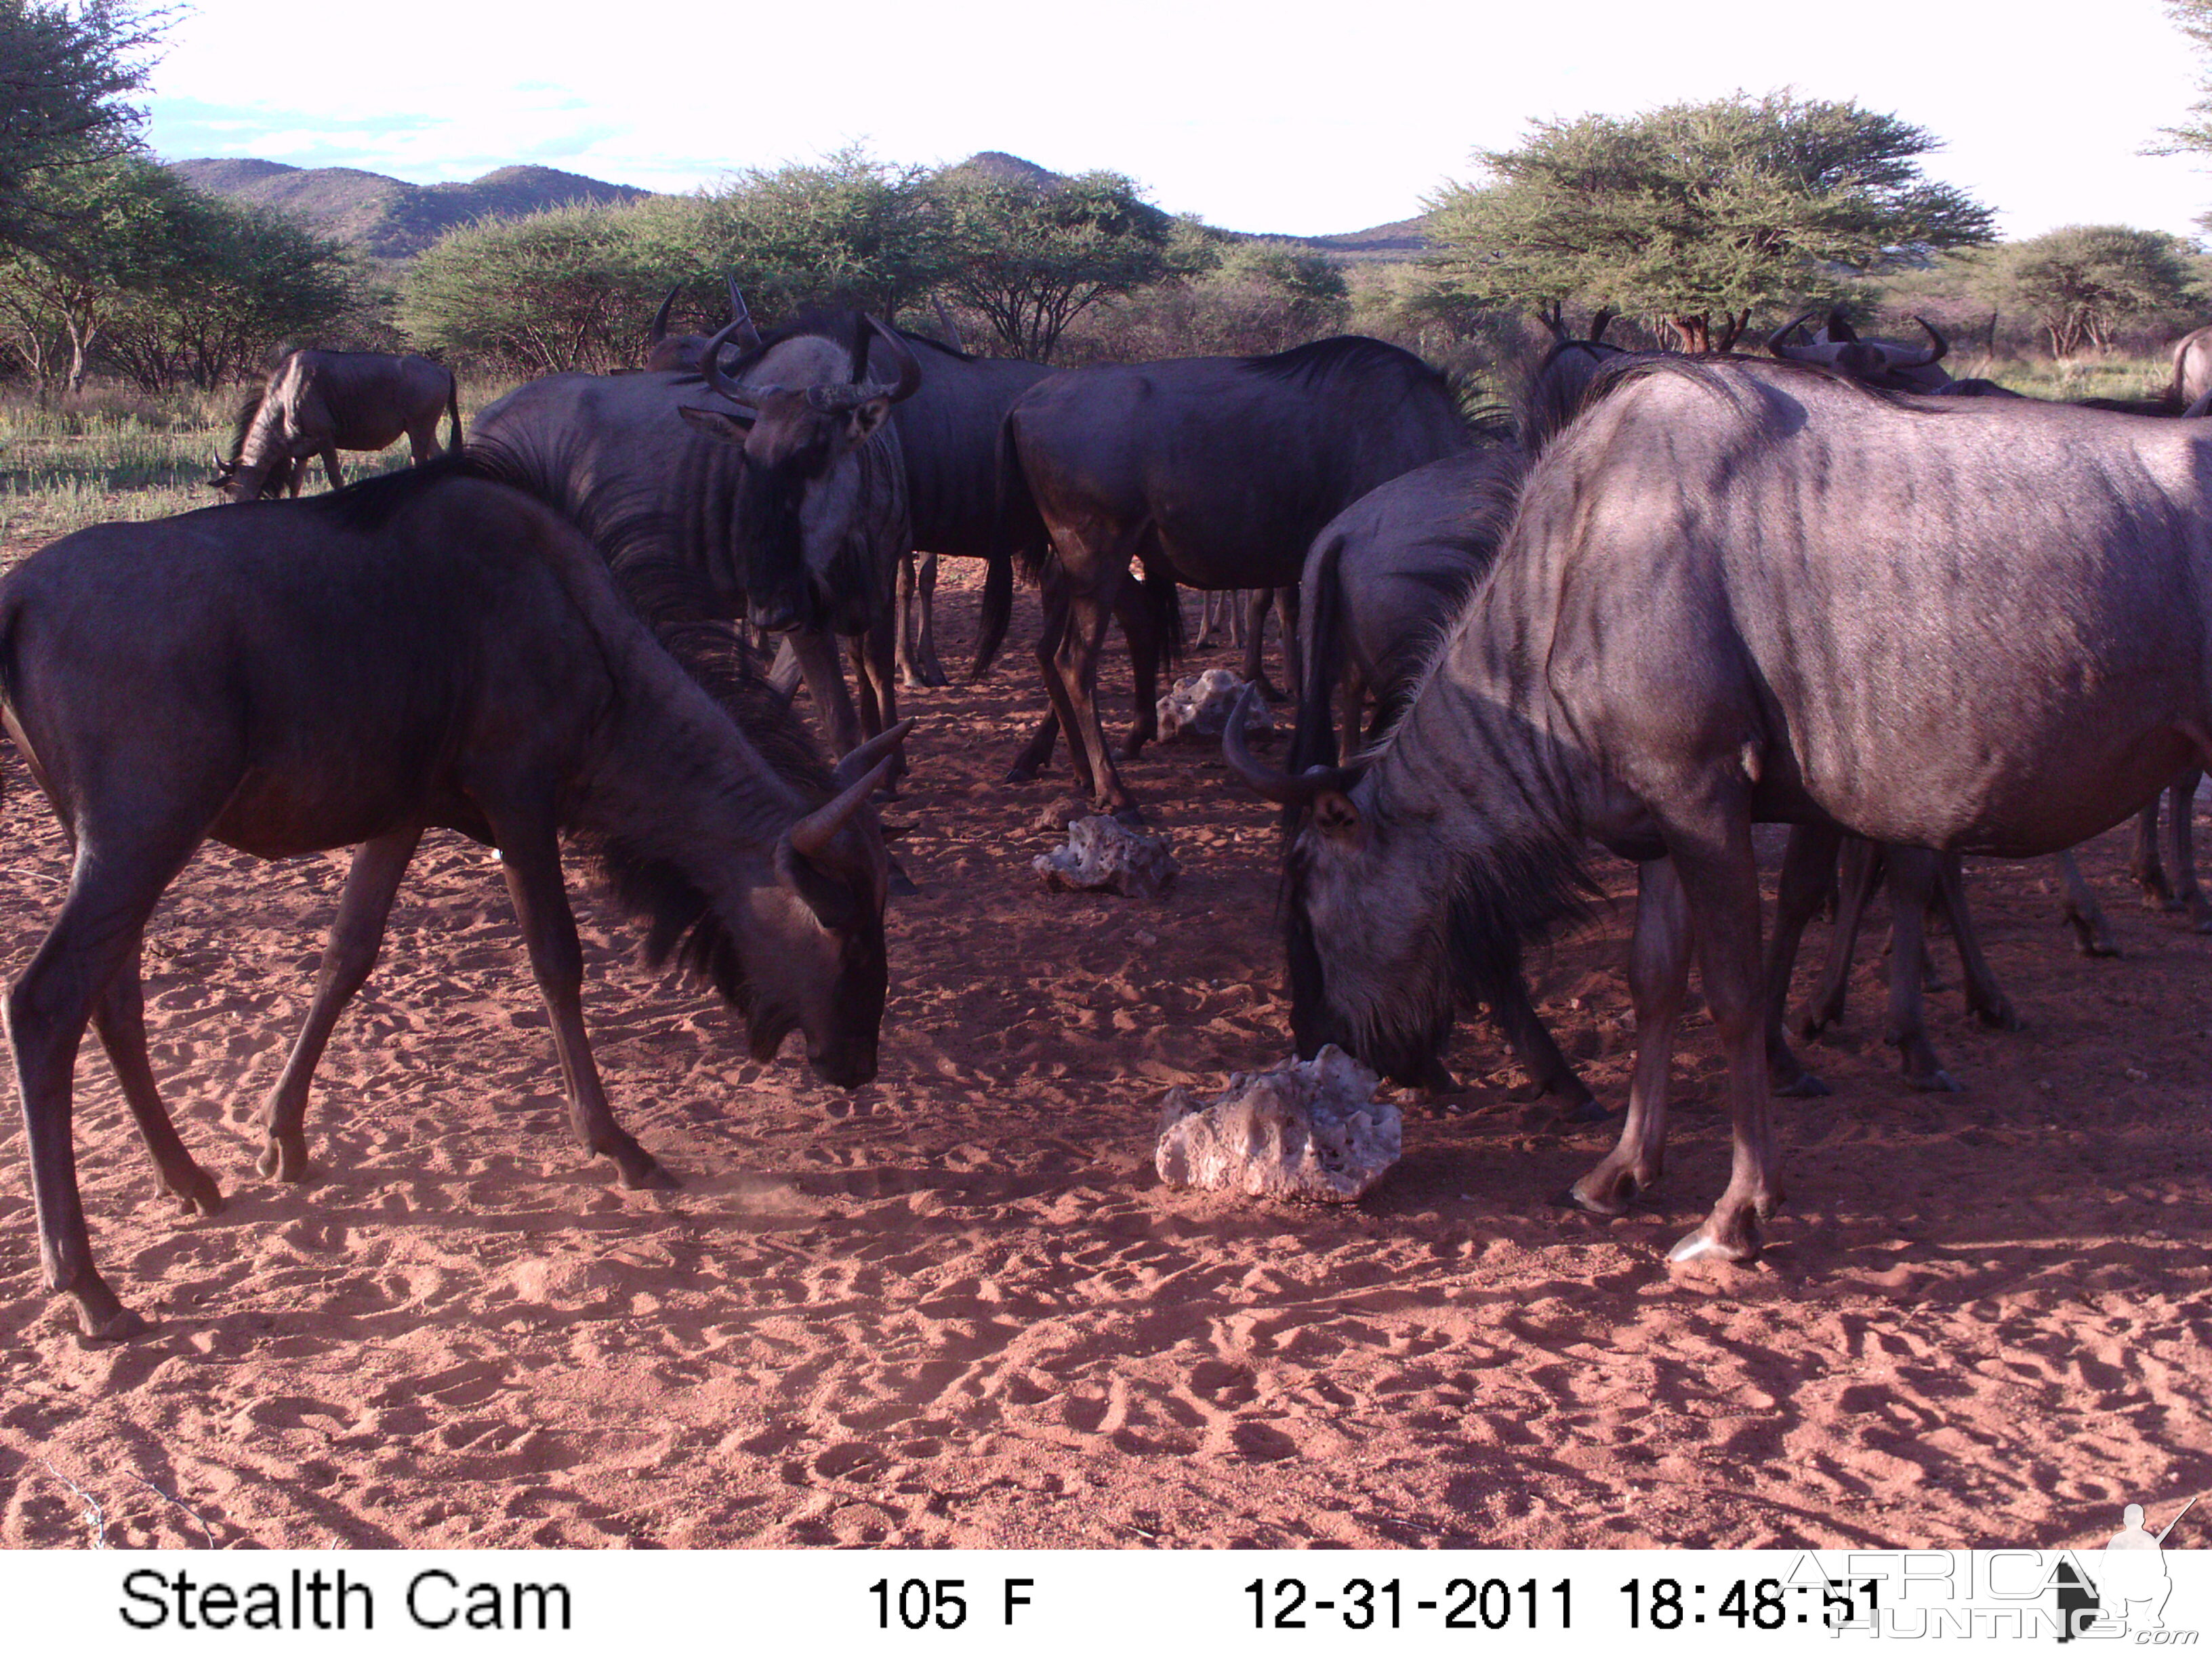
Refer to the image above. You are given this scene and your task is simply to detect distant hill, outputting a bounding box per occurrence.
[167,159,653,258]
[167,151,1429,264]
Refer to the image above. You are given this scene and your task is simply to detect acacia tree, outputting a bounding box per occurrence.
[1427,92,1995,343]
[1978,226,2200,356]
[100,195,353,390]
[0,151,207,392]
[933,168,1172,361]
[399,203,653,375]
[0,1,166,260]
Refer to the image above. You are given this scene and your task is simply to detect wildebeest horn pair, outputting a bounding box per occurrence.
[787,718,916,859]
[1769,310,1947,368]
[699,314,922,413]
[1218,689,1359,805]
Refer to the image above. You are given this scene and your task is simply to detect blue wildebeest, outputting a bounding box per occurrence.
[988,336,1473,819]
[2,457,907,1338]
[211,349,460,501]
[642,276,761,373]
[470,314,922,769]
[1767,308,1952,392]
[1233,355,2212,1262]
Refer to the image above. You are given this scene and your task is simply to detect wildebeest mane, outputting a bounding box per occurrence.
[462,436,841,1011]
[295,449,481,529]
[224,384,266,467]
[1243,335,1448,393]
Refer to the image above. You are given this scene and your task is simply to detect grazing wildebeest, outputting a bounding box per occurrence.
[3,457,907,1338]
[211,350,460,501]
[1292,439,1599,1115]
[989,336,1471,817]
[1232,355,2212,1262]
[1767,308,1953,392]
[470,314,921,765]
[642,276,761,373]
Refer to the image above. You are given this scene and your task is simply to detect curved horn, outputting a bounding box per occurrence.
[1899,314,1948,367]
[931,295,966,353]
[863,314,922,404]
[1767,310,1822,361]
[2183,387,2212,419]
[1588,307,1615,346]
[698,316,772,405]
[725,274,761,349]
[650,286,678,345]
[832,717,915,792]
[1221,689,1356,806]
[1539,300,1566,342]
[787,756,893,862]
[1823,306,1858,343]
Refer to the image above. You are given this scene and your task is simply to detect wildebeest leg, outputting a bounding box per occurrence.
[1117,573,1161,762]
[1195,589,1224,647]
[1061,580,1136,818]
[1273,587,1303,706]
[913,550,946,687]
[14,813,219,1339]
[1881,848,1961,1092]
[489,812,671,1191]
[2166,769,2211,930]
[320,449,344,493]
[1570,859,1689,1214]
[1242,588,1280,699]
[1762,825,1836,1097]
[2133,794,2174,909]
[257,827,422,1181]
[283,458,308,499]
[787,627,863,758]
[2053,850,2121,956]
[846,616,903,789]
[1933,854,2023,1031]
[93,933,224,1217]
[1798,835,1881,1038]
[1008,583,1073,783]
[1484,966,1599,1118]
[1660,811,1783,1264]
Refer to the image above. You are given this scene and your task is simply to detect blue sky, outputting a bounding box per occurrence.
[145,0,2212,241]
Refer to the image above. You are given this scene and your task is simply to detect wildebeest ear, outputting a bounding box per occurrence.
[1313,790,1361,840]
[678,404,756,443]
[844,396,894,444]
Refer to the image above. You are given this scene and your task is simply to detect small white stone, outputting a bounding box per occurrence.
[1155,1046,1399,1204]
[1033,816,1179,899]
[1157,668,1275,743]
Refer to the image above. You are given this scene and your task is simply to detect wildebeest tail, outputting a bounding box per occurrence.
[975,415,1046,678]
[1139,563,1182,674]
[445,371,463,451]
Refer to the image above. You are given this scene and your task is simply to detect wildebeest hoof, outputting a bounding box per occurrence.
[1565,1166,1648,1216]
[1906,1067,1964,1093]
[1771,1069,1832,1099]
[1667,1226,1757,1265]
[1004,763,1043,784]
[1971,1000,2025,1033]
[169,1167,226,1216]
[73,1292,150,1342]
[1110,806,1149,830]
[257,1137,311,1183]
[616,1155,680,1191]
[1557,1094,1610,1124]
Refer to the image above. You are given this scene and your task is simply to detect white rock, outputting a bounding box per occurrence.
[1155,1046,1399,1204]
[1157,668,1275,743]
[1033,815,1179,899]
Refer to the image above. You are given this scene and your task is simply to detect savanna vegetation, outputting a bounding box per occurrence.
[9,1,2212,551]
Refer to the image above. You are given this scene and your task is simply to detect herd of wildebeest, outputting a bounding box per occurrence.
[7,287,2212,1341]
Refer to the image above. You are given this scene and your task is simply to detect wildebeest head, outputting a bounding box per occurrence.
[750,718,909,1086]
[1767,308,1951,392]
[1221,693,1460,1084]
[643,275,761,374]
[674,312,922,633]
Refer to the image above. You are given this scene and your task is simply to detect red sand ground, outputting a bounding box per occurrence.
[1,567,2207,1549]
